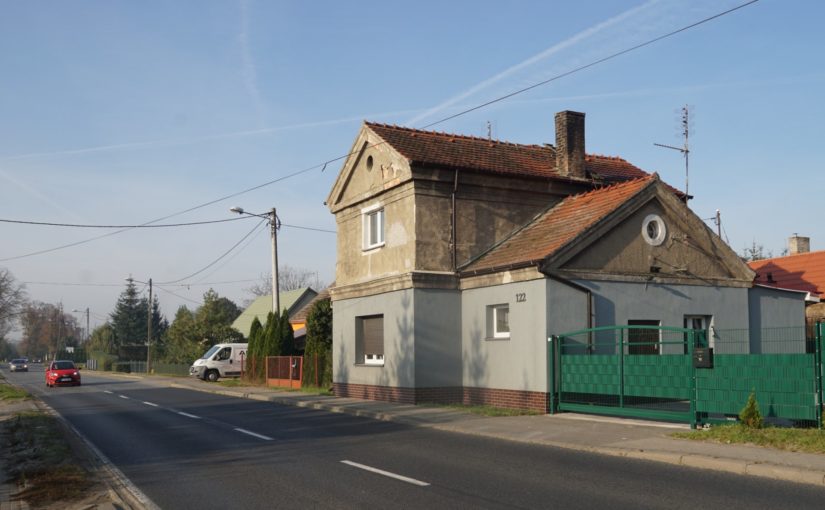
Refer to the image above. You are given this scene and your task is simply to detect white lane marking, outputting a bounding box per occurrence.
[143,401,159,407]
[340,460,430,487]
[177,411,201,419]
[234,428,273,441]
[104,390,113,394]
[119,395,130,399]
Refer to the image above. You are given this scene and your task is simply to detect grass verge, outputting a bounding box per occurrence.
[0,384,29,401]
[672,425,825,455]
[1,411,94,506]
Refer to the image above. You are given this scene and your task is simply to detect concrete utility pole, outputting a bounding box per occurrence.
[270,207,280,314]
[147,278,153,373]
[230,206,281,314]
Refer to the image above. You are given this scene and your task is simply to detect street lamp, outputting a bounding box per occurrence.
[230,206,280,313]
[125,276,153,374]
[72,308,90,344]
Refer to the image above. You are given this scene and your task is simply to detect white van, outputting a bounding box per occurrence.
[189,343,248,382]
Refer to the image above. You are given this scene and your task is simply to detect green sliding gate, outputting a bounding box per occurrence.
[549,323,825,429]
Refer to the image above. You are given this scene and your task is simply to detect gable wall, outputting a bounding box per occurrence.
[564,200,735,281]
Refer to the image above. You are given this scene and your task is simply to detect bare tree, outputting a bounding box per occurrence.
[741,241,773,262]
[244,265,325,304]
[0,268,27,338]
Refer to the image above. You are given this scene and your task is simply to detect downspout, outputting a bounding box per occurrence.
[547,273,594,352]
[451,169,459,271]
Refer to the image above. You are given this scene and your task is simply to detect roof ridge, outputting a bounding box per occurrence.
[564,173,655,202]
[749,249,825,263]
[365,121,548,149]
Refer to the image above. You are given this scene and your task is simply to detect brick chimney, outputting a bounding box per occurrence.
[788,234,810,255]
[555,110,586,179]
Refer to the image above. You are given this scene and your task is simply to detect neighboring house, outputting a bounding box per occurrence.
[289,288,331,351]
[231,287,318,339]
[749,236,824,324]
[326,110,807,411]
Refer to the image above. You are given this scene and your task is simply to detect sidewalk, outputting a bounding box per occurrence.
[131,373,825,488]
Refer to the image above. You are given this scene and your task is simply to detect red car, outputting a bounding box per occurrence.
[45,360,81,387]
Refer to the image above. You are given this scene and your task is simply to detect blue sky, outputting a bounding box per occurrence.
[1,0,823,335]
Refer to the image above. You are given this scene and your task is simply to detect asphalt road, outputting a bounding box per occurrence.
[5,365,825,509]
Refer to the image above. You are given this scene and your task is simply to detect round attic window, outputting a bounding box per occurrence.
[366,155,374,171]
[642,214,667,246]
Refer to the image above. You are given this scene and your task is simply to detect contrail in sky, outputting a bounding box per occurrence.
[239,0,266,128]
[404,0,661,126]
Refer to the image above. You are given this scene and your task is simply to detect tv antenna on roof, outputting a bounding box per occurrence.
[654,105,691,203]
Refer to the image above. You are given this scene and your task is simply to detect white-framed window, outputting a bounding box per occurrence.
[362,205,385,250]
[356,315,384,366]
[487,304,510,339]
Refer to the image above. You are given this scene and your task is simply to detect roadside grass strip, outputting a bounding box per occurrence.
[341,460,430,487]
[0,383,30,401]
[1,411,94,506]
[234,428,273,441]
[672,424,825,454]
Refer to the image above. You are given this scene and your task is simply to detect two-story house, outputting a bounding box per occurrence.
[326,111,806,411]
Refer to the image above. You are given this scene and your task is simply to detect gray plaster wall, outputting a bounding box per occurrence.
[461,277,548,392]
[572,280,750,354]
[748,286,807,354]
[413,289,462,387]
[332,289,416,388]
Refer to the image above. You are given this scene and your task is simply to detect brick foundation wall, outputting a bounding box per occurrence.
[333,382,548,413]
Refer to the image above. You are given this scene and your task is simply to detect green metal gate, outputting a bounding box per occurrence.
[549,325,701,427]
[549,323,825,429]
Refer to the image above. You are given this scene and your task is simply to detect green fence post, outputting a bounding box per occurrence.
[619,328,625,411]
[689,329,697,430]
[814,322,825,430]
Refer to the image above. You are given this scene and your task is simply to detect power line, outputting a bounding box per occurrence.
[156,218,267,285]
[193,221,269,285]
[0,1,755,263]
[0,216,254,228]
[154,285,203,306]
[281,223,336,234]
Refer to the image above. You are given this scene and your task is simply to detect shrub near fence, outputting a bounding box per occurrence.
[302,352,332,388]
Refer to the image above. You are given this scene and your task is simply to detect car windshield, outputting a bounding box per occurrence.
[201,345,221,360]
[53,361,75,370]
[12,359,26,364]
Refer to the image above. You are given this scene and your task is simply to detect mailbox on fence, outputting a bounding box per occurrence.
[693,347,714,369]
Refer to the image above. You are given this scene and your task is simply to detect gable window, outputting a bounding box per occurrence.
[642,214,667,246]
[362,206,385,250]
[487,304,510,339]
[628,319,660,355]
[356,315,384,365]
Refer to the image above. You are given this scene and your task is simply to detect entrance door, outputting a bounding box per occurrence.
[628,320,660,355]
[684,315,710,351]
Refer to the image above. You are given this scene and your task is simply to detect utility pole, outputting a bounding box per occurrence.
[147,278,153,374]
[655,105,691,203]
[271,208,280,314]
[715,209,721,238]
[230,206,281,313]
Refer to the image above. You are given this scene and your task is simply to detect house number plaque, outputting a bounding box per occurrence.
[515,293,527,302]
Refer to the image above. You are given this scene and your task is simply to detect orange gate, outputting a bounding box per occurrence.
[266,356,302,389]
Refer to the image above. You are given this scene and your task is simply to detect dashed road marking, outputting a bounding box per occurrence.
[177,411,201,419]
[341,460,430,487]
[143,401,159,407]
[119,395,129,400]
[234,428,272,441]
[104,390,113,394]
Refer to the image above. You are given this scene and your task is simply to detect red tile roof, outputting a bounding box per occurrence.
[748,251,825,295]
[366,122,651,183]
[462,175,657,273]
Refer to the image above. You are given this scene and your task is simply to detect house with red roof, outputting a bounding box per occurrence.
[749,236,825,324]
[326,110,807,411]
